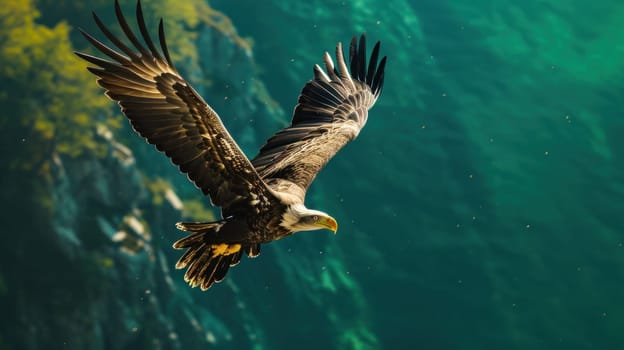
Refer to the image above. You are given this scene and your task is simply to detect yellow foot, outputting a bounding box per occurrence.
[211,243,242,257]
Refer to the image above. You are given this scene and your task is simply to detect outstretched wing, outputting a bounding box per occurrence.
[75,0,274,214]
[252,34,386,194]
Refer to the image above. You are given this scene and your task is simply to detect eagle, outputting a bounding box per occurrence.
[76,0,386,290]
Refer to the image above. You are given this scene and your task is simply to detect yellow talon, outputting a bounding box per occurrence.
[211,243,241,257]
[225,244,241,255]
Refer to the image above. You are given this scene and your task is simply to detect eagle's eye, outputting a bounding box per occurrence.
[301,215,319,225]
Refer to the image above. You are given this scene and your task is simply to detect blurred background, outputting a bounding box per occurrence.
[1,0,623,349]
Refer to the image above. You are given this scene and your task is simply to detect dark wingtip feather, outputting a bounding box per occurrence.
[92,10,106,32]
[348,33,367,82]
[91,6,139,60]
[366,41,380,85]
[114,0,150,57]
[349,35,358,79]
[136,0,163,61]
[348,33,385,95]
[358,34,366,81]
[158,19,176,70]
[78,27,130,64]
[74,50,114,68]
[371,56,387,95]
[77,27,88,40]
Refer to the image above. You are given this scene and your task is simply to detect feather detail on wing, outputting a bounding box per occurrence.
[252,34,386,192]
[75,0,274,212]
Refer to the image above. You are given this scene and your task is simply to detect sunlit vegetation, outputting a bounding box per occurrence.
[143,176,173,206]
[181,198,216,222]
[0,0,118,171]
[0,2,280,349]
[148,0,253,57]
[0,0,259,171]
[143,176,215,221]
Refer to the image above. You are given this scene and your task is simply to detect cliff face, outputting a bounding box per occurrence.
[7,131,180,350]
[0,1,281,349]
[0,0,378,345]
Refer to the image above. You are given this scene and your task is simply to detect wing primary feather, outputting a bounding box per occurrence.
[114,0,150,57]
[335,42,355,89]
[92,11,139,61]
[371,56,387,95]
[75,51,111,67]
[136,0,163,61]
[366,41,380,85]
[313,64,330,82]
[75,51,123,72]
[158,19,176,70]
[335,42,349,78]
[78,29,130,64]
[323,52,340,81]
[358,34,366,81]
[349,35,357,78]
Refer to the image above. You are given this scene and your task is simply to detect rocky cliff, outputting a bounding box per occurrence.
[0,1,286,349]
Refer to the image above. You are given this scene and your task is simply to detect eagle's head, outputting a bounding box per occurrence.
[281,204,338,233]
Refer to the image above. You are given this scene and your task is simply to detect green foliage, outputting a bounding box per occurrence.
[148,0,253,62]
[181,199,216,222]
[0,0,117,171]
[143,175,215,221]
[143,176,172,206]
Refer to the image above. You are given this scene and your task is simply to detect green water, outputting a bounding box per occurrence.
[1,0,623,349]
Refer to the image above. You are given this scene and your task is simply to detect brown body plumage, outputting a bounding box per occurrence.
[76,0,386,290]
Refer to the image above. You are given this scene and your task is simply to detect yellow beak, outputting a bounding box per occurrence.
[318,216,338,234]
